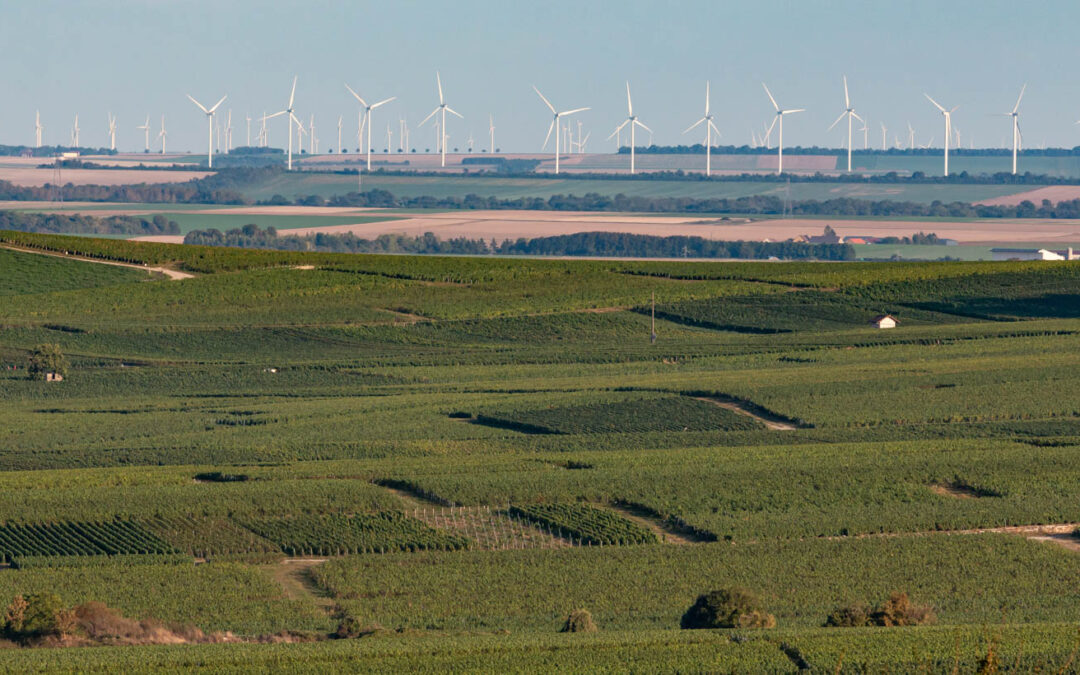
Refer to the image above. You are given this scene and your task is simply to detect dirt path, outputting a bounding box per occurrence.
[694,396,798,430]
[0,243,194,280]
[822,522,1080,554]
[268,559,333,610]
[599,503,698,544]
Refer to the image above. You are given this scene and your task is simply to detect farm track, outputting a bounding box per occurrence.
[268,558,333,610]
[598,503,698,544]
[823,522,1080,553]
[693,396,798,430]
[0,243,194,280]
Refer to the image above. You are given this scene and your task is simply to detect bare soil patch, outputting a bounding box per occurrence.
[975,186,1080,207]
[269,559,333,609]
[599,502,698,544]
[0,166,212,187]
[694,396,797,430]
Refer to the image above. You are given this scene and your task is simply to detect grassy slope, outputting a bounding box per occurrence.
[0,247,150,296]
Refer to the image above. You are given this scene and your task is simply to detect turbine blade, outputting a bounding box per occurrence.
[345,84,366,107]
[851,112,864,123]
[533,86,556,113]
[560,107,590,116]
[626,81,633,115]
[762,83,779,111]
[827,111,846,131]
[634,120,652,133]
[843,75,850,109]
[1013,83,1026,114]
[436,72,444,104]
[607,119,629,140]
[186,95,209,114]
[419,108,439,126]
[542,119,555,150]
[704,81,710,116]
[924,93,946,113]
[266,110,286,120]
[289,76,297,109]
[785,108,806,115]
[684,117,707,134]
[371,96,396,109]
[765,116,778,139]
[208,95,227,114]
[445,106,464,119]
[708,120,721,137]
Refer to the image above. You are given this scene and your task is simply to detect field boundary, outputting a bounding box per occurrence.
[0,242,194,280]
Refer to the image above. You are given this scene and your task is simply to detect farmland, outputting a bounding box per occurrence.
[0,231,1078,668]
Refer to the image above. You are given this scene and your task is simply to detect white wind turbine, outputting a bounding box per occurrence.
[106,113,118,151]
[225,110,233,152]
[907,122,915,150]
[860,119,868,150]
[880,122,887,151]
[1001,84,1025,174]
[158,115,167,154]
[387,123,394,153]
[337,115,343,153]
[71,114,80,147]
[762,83,805,175]
[534,86,589,174]
[826,76,862,172]
[684,81,721,176]
[136,116,150,152]
[186,93,227,168]
[266,76,301,170]
[608,82,650,174]
[924,94,958,175]
[488,114,496,154]
[419,72,462,168]
[246,114,252,147]
[34,111,43,148]
[309,114,316,154]
[345,83,395,169]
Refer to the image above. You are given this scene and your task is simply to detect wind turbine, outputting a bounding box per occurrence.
[907,122,915,150]
[225,110,233,152]
[762,83,805,175]
[860,120,868,149]
[684,81,721,176]
[246,114,252,147]
[345,83,395,169]
[534,86,589,174]
[337,115,343,153]
[880,122,887,151]
[489,114,496,154]
[924,94,957,175]
[579,131,591,153]
[387,123,394,153]
[826,76,862,172]
[34,111,43,148]
[1001,84,1025,174]
[135,116,150,152]
[419,72,462,168]
[106,113,117,151]
[266,76,300,170]
[158,115,167,154]
[309,114,316,154]
[186,93,227,168]
[71,114,80,148]
[608,82,650,174]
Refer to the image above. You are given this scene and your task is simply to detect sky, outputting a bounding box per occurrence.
[3,0,1077,154]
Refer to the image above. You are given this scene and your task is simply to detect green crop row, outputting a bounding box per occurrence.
[508,503,656,545]
[241,511,471,557]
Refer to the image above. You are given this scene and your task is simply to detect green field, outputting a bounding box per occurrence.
[0,233,1078,668]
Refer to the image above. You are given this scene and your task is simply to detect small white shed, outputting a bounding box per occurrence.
[871,315,897,329]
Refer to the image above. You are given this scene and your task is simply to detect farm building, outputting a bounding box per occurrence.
[871,315,897,329]
[991,247,1077,261]
[44,372,64,382]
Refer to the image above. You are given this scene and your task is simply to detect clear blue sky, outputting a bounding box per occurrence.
[3,0,1076,153]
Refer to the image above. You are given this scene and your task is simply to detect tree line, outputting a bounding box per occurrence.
[183,224,854,261]
[0,211,180,236]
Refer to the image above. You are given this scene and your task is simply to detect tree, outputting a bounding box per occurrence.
[680,588,776,630]
[560,609,597,633]
[28,344,68,381]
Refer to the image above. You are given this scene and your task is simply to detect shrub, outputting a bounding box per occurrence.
[680,588,776,630]
[21,593,67,637]
[560,609,597,633]
[824,602,871,627]
[3,595,28,634]
[825,591,936,628]
[27,343,68,381]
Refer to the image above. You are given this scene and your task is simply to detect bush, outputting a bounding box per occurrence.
[560,609,597,633]
[2,595,28,634]
[27,343,68,381]
[680,588,776,630]
[21,593,68,637]
[825,591,936,628]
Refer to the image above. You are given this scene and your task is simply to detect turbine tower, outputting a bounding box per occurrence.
[158,115,167,154]
[186,93,227,168]
[136,116,150,152]
[1002,84,1025,175]
[246,114,252,147]
[419,72,462,168]
[880,123,887,151]
[266,76,300,170]
[34,111,43,148]
[684,81,721,176]
[71,114,80,148]
[337,115,343,153]
[907,122,915,150]
[924,94,957,176]
[826,76,862,172]
[106,113,117,151]
[489,114,496,154]
[345,83,395,170]
[533,86,589,174]
[762,83,805,175]
[608,82,650,174]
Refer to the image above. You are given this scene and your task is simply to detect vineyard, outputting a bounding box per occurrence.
[508,503,657,545]
[0,231,1078,667]
[241,512,471,556]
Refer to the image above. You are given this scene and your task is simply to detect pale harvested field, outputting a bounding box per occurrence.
[975,186,1080,207]
[276,210,1080,245]
[0,166,212,187]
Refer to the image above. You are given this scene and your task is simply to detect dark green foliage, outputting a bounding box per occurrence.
[0,521,176,563]
[479,396,761,434]
[824,602,871,627]
[560,609,597,633]
[680,588,776,629]
[27,343,68,380]
[508,503,656,545]
[825,591,935,628]
[242,512,470,556]
[0,211,179,236]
